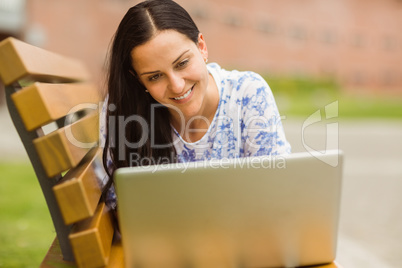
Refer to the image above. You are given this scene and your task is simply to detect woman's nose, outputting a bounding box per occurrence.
[167,73,185,94]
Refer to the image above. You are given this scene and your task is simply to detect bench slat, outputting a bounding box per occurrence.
[53,148,103,225]
[11,82,101,131]
[106,241,125,268]
[0,37,89,86]
[40,238,125,268]
[33,111,99,177]
[69,202,114,268]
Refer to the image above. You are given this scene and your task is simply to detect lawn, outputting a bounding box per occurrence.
[0,162,54,267]
[266,76,402,119]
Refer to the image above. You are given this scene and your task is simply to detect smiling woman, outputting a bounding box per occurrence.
[131,30,217,135]
[101,0,291,211]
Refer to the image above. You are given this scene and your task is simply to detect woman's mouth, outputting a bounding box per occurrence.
[172,84,195,101]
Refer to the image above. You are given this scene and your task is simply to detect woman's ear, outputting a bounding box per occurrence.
[197,33,208,61]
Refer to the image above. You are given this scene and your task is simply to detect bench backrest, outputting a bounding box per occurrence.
[0,37,114,268]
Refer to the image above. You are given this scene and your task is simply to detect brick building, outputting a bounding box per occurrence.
[1,0,402,95]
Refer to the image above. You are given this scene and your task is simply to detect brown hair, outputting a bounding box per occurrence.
[102,0,200,195]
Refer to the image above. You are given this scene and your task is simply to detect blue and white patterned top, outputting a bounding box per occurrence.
[173,63,291,162]
[100,63,290,209]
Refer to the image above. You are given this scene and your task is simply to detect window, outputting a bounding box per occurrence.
[289,26,307,41]
[223,14,242,28]
[382,35,398,51]
[320,30,337,44]
[256,21,277,35]
[351,33,365,48]
[0,0,26,34]
[191,7,208,20]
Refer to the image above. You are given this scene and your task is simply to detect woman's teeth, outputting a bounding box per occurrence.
[174,87,192,100]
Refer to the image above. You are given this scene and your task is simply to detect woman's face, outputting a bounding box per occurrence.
[131,30,211,123]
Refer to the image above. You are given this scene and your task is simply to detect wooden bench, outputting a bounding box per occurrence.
[0,37,342,268]
[0,37,122,267]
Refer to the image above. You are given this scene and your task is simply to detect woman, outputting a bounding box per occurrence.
[101,0,291,210]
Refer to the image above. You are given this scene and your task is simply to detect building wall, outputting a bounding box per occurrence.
[184,0,402,93]
[4,0,402,94]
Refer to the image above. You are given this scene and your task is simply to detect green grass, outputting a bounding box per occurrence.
[0,162,54,268]
[266,76,402,119]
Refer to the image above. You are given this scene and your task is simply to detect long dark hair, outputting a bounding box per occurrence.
[102,0,200,193]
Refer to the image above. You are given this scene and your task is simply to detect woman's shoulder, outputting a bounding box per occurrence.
[208,62,263,79]
[208,63,267,93]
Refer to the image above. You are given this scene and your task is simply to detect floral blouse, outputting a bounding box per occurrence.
[173,63,291,162]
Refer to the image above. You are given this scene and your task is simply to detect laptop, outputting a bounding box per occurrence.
[114,150,343,268]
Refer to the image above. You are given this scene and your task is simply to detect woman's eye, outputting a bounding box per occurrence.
[177,59,189,68]
[148,74,161,81]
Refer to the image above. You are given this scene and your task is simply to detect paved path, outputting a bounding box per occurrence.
[0,105,28,162]
[1,104,402,267]
[282,117,402,268]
